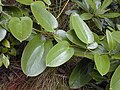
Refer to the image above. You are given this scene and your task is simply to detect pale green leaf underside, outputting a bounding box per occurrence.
[0,27,7,42]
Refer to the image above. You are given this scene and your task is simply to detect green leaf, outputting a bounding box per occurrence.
[16,0,33,5]
[66,30,86,48]
[94,53,110,76]
[46,41,74,67]
[105,18,115,29]
[87,0,96,10]
[96,9,110,15]
[117,24,120,31]
[2,54,10,68]
[8,48,16,56]
[9,17,33,42]
[21,35,52,76]
[93,45,108,55]
[110,65,120,90]
[80,13,93,20]
[112,31,120,44]
[100,13,120,18]
[2,39,10,48]
[0,26,7,42]
[0,60,2,67]
[43,0,51,5]
[100,0,112,10]
[0,0,2,13]
[2,48,8,53]
[92,18,102,31]
[109,60,120,72]
[72,0,89,12]
[71,13,94,44]
[111,53,120,60]
[4,6,22,17]
[69,59,93,89]
[100,37,109,51]
[31,1,58,32]
[90,70,107,82]
[106,30,116,51]
[73,46,93,59]
[0,55,3,67]
[93,32,100,43]
[82,0,90,10]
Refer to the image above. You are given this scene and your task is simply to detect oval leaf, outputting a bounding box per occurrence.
[106,30,116,51]
[8,17,33,42]
[80,13,93,20]
[100,13,120,18]
[0,26,7,42]
[112,31,120,44]
[46,41,74,67]
[71,13,94,44]
[21,35,52,76]
[110,65,120,90]
[2,54,10,68]
[16,0,33,5]
[69,59,94,89]
[94,53,110,76]
[31,1,58,32]
[2,39,10,48]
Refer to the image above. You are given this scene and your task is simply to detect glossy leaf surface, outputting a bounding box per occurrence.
[21,35,52,76]
[31,1,58,32]
[46,41,74,67]
[71,13,94,44]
